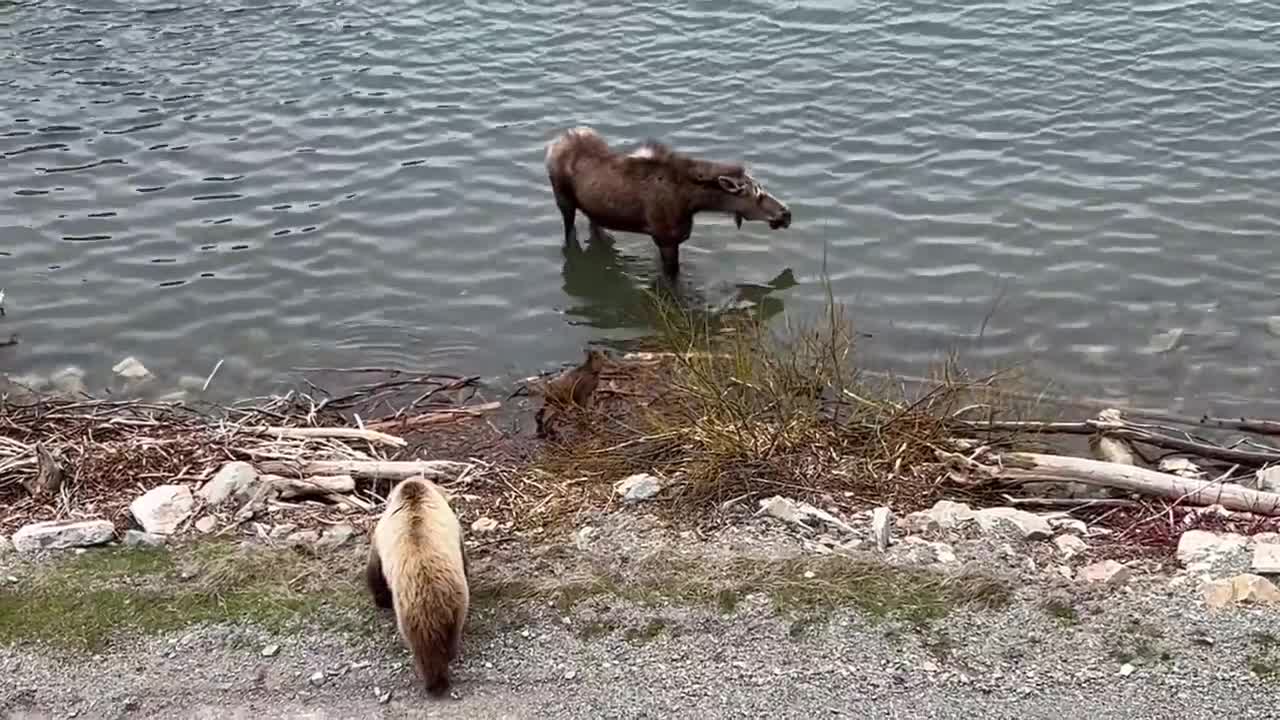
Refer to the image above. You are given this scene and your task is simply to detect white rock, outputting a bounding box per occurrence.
[1255,466,1280,494]
[156,390,187,404]
[973,507,1055,541]
[871,507,893,551]
[1118,663,1135,677]
[49,366,87,398]
[563,669,577,680]
[177,375,208,392]
[194,516,217,534]
[1176,530,1248,569]
[1053,534,1087,559]
[1251,544,1280,575]
[1158,457,1204,479]
[199,461,259,507]
[903,536,957,564]
[757,496,855,534]
[123,530,165,547]
[288,530,321,546]
[12,519,114,552]
[269,524,297,540]
[1048,517,1088,536]
[614,473,662,502]
[112,356,153,380]
[1202,574,1280,609]
[318,524,357,549]
[471,517,500,534]
[1268,317,1280,338]
[308,671,326,686]
[261,644,280,658]
[130,485,194,535]
[1078,560,1131,586]
[1143,328,1183,354]
[902,500,975,533]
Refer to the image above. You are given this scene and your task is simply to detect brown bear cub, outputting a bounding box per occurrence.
[366,476,469,697]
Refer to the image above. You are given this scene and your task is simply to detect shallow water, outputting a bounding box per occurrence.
[2,0,1279,413]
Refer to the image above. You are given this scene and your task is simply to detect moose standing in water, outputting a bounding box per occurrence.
[544,127,793,276]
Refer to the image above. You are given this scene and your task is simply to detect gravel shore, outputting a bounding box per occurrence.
[2,513,1278,719]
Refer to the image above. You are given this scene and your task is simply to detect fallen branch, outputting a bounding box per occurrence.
[267,474,357,499]
[242,425,406,448]
[256,459,472,481]
[364,402,501,431]
[999,452,1280,516]
[21,444,65,499]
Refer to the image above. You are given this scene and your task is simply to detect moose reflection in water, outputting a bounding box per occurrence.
[544,126,792,277]
[557,219,798,340]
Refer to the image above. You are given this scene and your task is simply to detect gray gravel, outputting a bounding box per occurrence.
[2,513,1279,719]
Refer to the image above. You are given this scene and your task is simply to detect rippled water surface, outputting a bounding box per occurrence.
[2,0,1279,412]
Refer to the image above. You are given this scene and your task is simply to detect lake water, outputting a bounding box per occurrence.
[2,0,1279,414]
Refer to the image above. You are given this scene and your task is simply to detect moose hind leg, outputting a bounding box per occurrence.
[550,183,578,244]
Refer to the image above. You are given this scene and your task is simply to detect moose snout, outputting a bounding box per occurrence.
[770,207,792,229]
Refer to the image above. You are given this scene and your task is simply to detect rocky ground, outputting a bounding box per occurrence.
[2,502,1279,719]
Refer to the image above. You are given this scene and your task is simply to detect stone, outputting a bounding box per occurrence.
[471,517,500,534]
[903,536,957,564]
[973,507,1054,541]
[1118,663,1135,677]
[177,375,208,392]
[1255,466,1280,494]
[1143,328,1183,354]
[1202,574,1280,609]
[1158,457,1204,479]
[130,485,194,535]
[156,390,188,404]
[1048,517,1088,536]
[194,516,217,534]
[261,644,280,658]
[1176,530,1248,570]
[1053,534,1087,559]
[1251,544,1280,575]
[199,461,259,507]
[757,496,855,534]
[0,535,10,555]
[1268,317,1280,338]
[318,524,356,549]
[288,530,321,546]
[123,530,165,547]
[49,366,87,398]
[903,500,975,533]
[614,473,662,503]
[112,356,153,381]
[308,671,326,687]
[1078,560,1131,587]
[269,524,297,540]
[1091,435,1138,466]
[871,506,893,551]
[12,519,114,552]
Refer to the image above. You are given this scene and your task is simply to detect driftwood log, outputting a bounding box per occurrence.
[242,426,407,448]
[254,459,471,481]
[999,452,1280,516]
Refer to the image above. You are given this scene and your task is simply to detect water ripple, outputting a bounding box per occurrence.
[1,0,1279,412]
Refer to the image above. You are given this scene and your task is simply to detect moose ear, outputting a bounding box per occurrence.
[717,175,744,194]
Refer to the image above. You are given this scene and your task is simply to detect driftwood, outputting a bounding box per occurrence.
[960,413,1280,467]
[364,402,501,432]
[255,459,471,481]
[998,452,1280,516]
[268,474,356,499]
[243,425,406,448]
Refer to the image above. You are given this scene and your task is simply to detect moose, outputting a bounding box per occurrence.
[544,126,792,276]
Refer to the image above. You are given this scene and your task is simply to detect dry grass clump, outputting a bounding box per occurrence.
[533,282,1032,517]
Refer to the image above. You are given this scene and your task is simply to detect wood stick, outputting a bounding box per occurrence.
[243,425,407,447]
[256,459,472,481]
[265,474,356,499]
[1000,452,1280,516]
[364,402,501,431]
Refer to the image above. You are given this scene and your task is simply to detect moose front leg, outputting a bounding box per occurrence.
[658,244,680,277]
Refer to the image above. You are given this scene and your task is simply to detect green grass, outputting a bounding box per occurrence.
[0,542,370,650]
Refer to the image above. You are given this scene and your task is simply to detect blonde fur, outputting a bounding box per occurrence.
[366,476,469,697]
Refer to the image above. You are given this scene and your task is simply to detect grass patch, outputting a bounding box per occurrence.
[1106,620,1173,665]
[530,271,1041,521]
[624,618,672,644]
[1040,594,1079,626]
[1250,632,1280,682]
[478,553,1010,629]
[0,542,369,650]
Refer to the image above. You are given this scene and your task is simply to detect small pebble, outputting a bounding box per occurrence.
[260,644,280,658]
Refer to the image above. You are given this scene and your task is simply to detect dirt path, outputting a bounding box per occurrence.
[2,514,1278,719]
